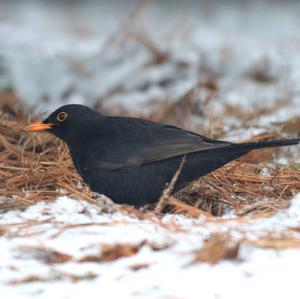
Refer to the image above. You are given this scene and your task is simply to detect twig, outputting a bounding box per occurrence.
[155,155,186,213]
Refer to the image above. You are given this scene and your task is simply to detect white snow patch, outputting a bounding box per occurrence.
[0,194,299,298]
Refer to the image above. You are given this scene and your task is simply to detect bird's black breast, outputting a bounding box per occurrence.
[69,148,182,206]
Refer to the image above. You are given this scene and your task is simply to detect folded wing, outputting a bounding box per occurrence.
[95,122,231,170]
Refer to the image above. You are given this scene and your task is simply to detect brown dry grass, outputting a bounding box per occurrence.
[0,96,92,211]
[190,231,300,265]
[177,157,300,216]
[191,233,241,265]
[0,95,300,219]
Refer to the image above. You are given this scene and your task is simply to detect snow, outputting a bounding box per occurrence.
[0,194,299,298]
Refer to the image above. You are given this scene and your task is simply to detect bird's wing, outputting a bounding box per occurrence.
[94,121,231,171]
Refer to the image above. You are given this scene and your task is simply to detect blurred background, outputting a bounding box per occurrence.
[1,0,300,140]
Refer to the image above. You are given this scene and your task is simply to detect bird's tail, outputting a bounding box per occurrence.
[230,138,300,152]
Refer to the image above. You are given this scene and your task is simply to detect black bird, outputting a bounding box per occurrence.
[24,104,299,207]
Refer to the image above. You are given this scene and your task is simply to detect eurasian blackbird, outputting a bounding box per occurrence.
[24,104,299,207]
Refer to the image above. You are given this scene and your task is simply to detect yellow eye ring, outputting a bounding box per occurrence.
[56,111,68,122]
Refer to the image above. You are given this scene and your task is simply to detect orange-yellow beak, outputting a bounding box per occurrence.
[23,122,53,132]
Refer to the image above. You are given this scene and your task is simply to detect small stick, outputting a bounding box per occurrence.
[155,155,186,213]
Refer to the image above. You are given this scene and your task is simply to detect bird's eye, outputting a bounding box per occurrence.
[56,112,68,122]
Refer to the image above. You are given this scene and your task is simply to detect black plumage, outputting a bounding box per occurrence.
[24,104,299,207]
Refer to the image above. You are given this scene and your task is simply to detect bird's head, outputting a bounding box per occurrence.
[24,104,103,143]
